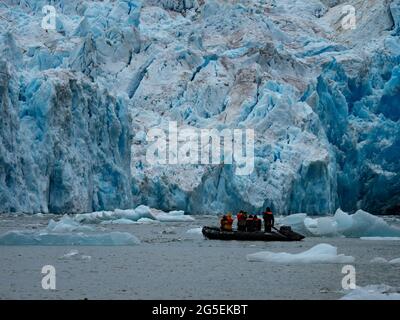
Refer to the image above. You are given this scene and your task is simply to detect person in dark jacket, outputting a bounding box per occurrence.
[237,210,247,231]
[263,207,274,232]
[246,214,254,232]
[253,215,262,231]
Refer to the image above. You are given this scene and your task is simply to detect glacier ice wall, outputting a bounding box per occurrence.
[0,0,399,215]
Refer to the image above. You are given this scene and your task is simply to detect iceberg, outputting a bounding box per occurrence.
[340,285,400,300]
[75,205,194,223]
[0,230,139,246]
[246,244,355,264]
[278,209,400,238]
[47,215,94,233]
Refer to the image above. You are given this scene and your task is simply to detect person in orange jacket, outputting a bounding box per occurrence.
[263,207,275,232]
[225,213,233,232]
[220,213,233,232]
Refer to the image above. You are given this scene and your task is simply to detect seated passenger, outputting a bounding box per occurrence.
[220,215,227,231]
[225,213,233,232]
[253,215,262,232]
[246,214,254,232]
[237,210,247,231]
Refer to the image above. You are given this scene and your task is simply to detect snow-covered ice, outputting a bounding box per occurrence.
[246,244,355,264]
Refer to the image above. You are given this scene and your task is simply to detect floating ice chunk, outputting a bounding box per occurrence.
[361,237,400,241]
[137,217,160,224]
[246,244,354,264]
[340,285,400,300]
[0,231,140,246]
[150,209,195,222]
[74,206,193,224]
[341,210,400,238]
[61,249,80,259]
[280,209,400,238]
[333,208,354,232]
[47,215,94,233]
[304,217,338,236]
[186,227,203,235]
[370,257,388,264]
[389,258,400,264]
[100,218,136,225]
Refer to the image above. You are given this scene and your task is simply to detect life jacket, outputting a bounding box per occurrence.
[237,213,247,220]
[221,215,233,231]
[263,211,273,219]
[253,217,262,231]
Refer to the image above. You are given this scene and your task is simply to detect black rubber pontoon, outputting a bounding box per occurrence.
[202,226,304,241]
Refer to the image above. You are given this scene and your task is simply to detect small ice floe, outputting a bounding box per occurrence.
[369,257,400,264]
[361,237,400,241]
[370,257,388,264]
[246,243,354,264]
[0,231,140,246]
[61,249,80,259]
[186,227,203,235]
[47,215,94,233]
[60,250,92,260]
[100,218,136,225]
[340,285,400,300]
[278,209,400,238]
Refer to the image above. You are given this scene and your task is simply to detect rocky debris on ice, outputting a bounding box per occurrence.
[246,243,355,264]
[340,285,400,300]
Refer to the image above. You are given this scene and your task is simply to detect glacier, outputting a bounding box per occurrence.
[0,0,399,215]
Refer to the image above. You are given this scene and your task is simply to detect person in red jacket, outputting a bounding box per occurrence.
[253,215,262,231]
[263,207,274,232]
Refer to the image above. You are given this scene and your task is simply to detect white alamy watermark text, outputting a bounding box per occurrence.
[144,122,255,176]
